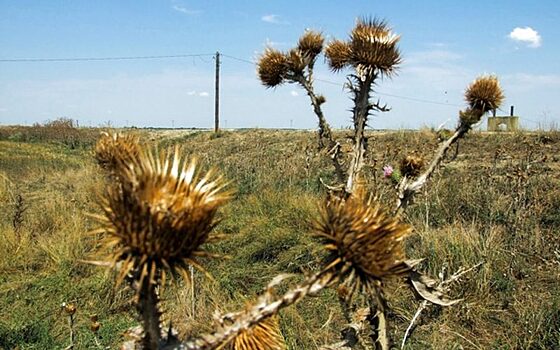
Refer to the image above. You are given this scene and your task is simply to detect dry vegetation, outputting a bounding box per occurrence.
[1,18,560,350]
[0,125,559,349]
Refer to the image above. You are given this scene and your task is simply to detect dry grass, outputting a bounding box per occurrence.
[0,127,559,349]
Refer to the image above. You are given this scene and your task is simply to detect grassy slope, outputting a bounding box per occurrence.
[0,129,559,349]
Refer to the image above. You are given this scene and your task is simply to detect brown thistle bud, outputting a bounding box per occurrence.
[465,75,504,114]
[257,49,289,88]
[230,316,286,350]
[349,18,401,77]
[400,155,424,178]
[325,39,352,72]
[94,132,140,174]
[90,315,101,333]
[95,146,231,290]
[62,302,77,316]
[459,108,484,126]
[297,30,324,59]
[313,194,411,300]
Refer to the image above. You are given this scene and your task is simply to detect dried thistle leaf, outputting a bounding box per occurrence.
[409,271,462,306]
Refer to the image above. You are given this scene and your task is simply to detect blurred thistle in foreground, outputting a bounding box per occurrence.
[96,146,231,290]
[94,132,140,174]
[314,193,412,300]
[223,316,285,350]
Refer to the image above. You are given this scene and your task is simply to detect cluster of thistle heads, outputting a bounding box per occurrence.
[258,18,401,88]
[93,132,413,311]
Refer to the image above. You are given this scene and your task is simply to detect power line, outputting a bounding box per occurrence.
[0,53,215,62]
[220,53,462,108]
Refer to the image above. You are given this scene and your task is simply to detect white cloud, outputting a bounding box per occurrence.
[199,92,209,97]
[172,5,202,15]
[261,14,288,25]
[509,27,541,48]
[290,90,299,97]
[187,90,196,96]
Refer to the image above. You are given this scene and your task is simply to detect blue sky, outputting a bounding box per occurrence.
[1,1,559,129]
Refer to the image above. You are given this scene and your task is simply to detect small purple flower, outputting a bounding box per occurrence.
[383,165,393,178]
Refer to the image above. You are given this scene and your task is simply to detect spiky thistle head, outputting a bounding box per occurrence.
[225,316,285,350]
[313,194,412,300]
[286,49,306,75]
[95,146,231,291]
[257,48,289,88]
[325,39,352,72]
[465,75,504,114]
[297,30,324,59]
[94,132,140,173]
[400,155,424,178]
[349,17,401,77]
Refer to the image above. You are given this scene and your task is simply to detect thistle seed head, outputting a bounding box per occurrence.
[257,49,289,88]
[325,39,352,72]
[349,18,402,77]
[96,146,231,290]
[94,132,140,174]
[314,194,411,299]
[297,30,324,59]
[400,155,424,178]
[286,49,306,75]
[231,316,285,350]
[465,75,504,114]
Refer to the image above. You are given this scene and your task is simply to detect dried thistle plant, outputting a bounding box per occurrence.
[314,194,412,300]
[326,18,401,78]
[96,146,231,290]
[93,143,230,349]
[94,131,141,175]
[399,155,424,178]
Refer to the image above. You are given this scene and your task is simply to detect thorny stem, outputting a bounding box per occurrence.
[137,277,162,350]
[395,123,470,215]
[345,73,376,195]
[295,75,345,184]
[173,269,336,350]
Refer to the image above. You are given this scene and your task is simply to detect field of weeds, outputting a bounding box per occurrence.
[0,127,559,349]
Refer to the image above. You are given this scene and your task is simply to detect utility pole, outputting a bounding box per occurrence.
[214,51,220,133]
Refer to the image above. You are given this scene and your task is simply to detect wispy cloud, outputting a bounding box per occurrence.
[172,5,202,15]
[509,27,541,48]
[261,14,289,25]
[290,90,299,97]
[198,91,209,97]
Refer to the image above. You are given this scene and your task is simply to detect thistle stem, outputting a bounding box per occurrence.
[395,123,470,214]
[175,269,336,350]
[137,278,162,350]
[345,73,375,195]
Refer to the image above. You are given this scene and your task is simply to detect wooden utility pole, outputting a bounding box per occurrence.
[214,51,220,133]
